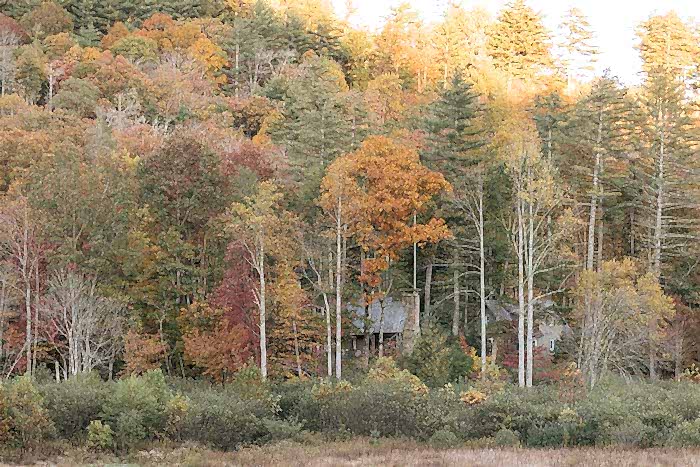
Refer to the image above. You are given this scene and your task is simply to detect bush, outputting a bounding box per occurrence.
[100,370,171,445]
[86,420,114,451]
[180,388,272,450]
[261,418,304,443]
[401,329,473,387]
[429,429,459,449]
[667,419,700,447]
[494,428,520,447]
[40,373,111,439]
[1,376,54,449]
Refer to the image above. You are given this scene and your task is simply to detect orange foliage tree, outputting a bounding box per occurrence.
[178,302,251,383]
[321,135,452,356]
[122,329,166,376]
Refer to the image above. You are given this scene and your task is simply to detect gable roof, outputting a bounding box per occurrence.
[348,297,407,335]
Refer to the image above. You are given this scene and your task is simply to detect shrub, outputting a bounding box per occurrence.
[86,420,114,451]
[113,409,147,448]
[667,419,700,447]
[40,373,111,439]
[1,376,54,449]
[401,330,473,387]
[100,370,171,444]
[261,418,304,443]
[180,388,271,450]
[429,429,459,449]
[494,428,520,447]
[166,393,190,441]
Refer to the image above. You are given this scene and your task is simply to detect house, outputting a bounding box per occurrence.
[347,294,419,356]
[485,298,571,352]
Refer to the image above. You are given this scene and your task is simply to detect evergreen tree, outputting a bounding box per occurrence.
[487,0,552,89]
[637,12,699,85]
[556,7,598,91]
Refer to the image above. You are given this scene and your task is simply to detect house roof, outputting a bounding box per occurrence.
[349,297,407,335]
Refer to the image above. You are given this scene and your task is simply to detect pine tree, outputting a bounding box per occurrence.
[487,0,552,90]
[639,69,699,378]
[637,12,699,85]
[424,72,490,368]
[556,7,598,92]
[565,74,634,271]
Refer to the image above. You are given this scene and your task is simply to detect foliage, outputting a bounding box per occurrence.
[401,328,473,387]
[86,420,114,451]
[40,373,110,439]
[0,376,54,449]
[100,370,172,446]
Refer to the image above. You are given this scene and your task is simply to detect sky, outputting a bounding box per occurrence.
[331,0,700,85]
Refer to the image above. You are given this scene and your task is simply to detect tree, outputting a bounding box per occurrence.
[19,1,73,41]
[323,136,451,357]
[0,196,42,376]
[638,70,699,378]
[575,258,674,388]
[227,181,297,379]
[556,7,598,92]
[637,12,699,86]
[179,301,251,383]
[423,71,491,370]
[14,44,46,104]
[487,0,552,92]
[566,74,633,272]
[499,104,576,387]
[42,270,124,377]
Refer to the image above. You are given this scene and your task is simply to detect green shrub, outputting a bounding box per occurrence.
[100,370,171,444]
[40,373,111,439]
[1,376,54,449]
[494,428,520,447]
[429,429,459,449]
[401,329,473,387]
[180,388,271,450]
[261,418,304,443]
[667,419,700,447]
[598,416,654,447]
[86,420,114,451]
[114,409,147,448]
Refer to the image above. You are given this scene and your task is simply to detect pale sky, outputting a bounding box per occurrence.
[331,0,700,85]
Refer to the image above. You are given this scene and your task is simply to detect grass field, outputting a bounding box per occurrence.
[9,439,700,466]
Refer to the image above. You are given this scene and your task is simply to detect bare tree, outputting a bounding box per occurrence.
[0,30,19,96]
[0,197,42,376]
[43,270,125,377]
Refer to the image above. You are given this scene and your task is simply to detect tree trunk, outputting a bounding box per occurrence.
[452,251,460,336]
[526,195,535,388]
[293,320,302,378]
[517,197,525,388]
[378,300,385,358]
[424,259,433,328]
[258,245,268,380]
[478,185,487,379]
[335,198,343,379]
[649,110,665,381]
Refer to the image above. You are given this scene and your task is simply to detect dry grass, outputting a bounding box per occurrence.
[6,438,700,466]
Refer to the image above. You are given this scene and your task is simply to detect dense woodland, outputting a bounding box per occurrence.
[0,0,698,393]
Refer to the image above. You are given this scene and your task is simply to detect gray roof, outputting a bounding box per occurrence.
[349,297,407,334]
[486,298,558,323]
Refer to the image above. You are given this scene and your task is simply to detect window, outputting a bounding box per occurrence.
[549,339,555,352]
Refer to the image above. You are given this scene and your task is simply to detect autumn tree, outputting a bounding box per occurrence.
[576,258,674,388]
[323,136,451,357]
[227,181,297,379]
[178,301,251,383]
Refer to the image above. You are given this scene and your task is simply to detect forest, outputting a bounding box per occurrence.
[0,0,699,460]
